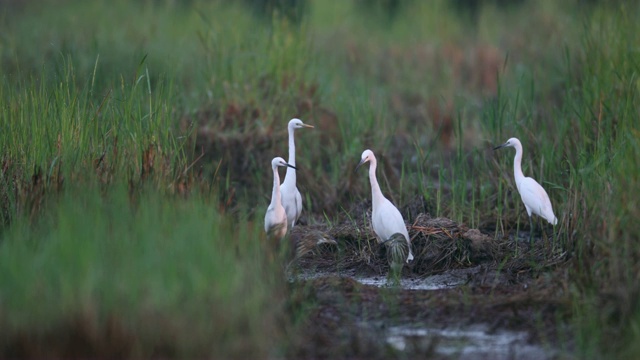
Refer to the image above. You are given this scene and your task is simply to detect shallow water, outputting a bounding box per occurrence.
[386,324,556,359]
[354,267,476,290]
[292,266,479,290]
[293,267,561,359]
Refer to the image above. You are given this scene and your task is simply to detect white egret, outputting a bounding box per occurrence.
[265,157,297,241]
[494,137,558,238]
[280,118,314,229]
[357,149,414,263]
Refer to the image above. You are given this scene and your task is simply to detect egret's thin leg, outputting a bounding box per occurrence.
[529,216,534,244]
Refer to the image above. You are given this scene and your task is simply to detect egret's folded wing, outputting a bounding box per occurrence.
[520,177,556,223]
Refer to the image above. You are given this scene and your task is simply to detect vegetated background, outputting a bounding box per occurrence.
[0,0,638,358]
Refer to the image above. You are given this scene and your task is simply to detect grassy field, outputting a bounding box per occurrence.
[1,0,639,358]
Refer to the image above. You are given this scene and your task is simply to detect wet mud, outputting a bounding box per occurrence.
[286,210,572,359]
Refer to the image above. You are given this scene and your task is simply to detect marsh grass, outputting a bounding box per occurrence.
[1,0,640,357]
[0,58,187,227]
[0,185,286,358]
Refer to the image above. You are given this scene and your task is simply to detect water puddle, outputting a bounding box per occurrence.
[353,267,474,290]
[386,324,556,359]
[292,267,561,359]
[292,266,479,290]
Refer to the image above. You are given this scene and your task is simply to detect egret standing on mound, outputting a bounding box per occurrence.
[280,118,314,229]
[357,149,414,263]
[265,157,297,241]
[494,137,558,238]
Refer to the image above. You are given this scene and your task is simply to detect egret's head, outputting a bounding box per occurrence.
[272,157,297,170]
[288,118,314,130]
[493,137,520,151]
[356,149,375,171]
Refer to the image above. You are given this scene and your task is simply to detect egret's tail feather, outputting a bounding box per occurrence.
[407,251,414,262]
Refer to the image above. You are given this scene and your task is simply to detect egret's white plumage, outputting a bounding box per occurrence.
[280,118,314,229]
[265,157,297,240]
[494,137,558,228]
[357,149,414,263]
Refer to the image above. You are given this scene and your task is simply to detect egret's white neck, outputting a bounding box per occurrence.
[271,166,282,207]
[284,126,296,184]
[368,158,385,209]
[513,141,525,183]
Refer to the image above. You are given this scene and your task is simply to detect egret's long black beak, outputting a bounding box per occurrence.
[355,158,365,172]
[493,143,508,151]
[286,163,297,170]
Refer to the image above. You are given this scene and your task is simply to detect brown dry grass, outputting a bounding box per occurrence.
[292,205,567,284]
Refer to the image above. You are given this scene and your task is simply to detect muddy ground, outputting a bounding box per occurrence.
[285,203,573,359]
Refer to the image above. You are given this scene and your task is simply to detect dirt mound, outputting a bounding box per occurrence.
[291,211,568,286]
[292,213,494,276]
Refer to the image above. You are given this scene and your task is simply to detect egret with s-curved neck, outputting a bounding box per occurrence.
[357,149,414,263]
[280,118,313,229]
[494,137,558,238]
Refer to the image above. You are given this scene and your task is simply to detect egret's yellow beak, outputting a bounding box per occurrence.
[302,123,314,129]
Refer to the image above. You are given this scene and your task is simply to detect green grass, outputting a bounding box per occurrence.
[0,185,285,357]
[1,0,640,357]
[1,58,179,170]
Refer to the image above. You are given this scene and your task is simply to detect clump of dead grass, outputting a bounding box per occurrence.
[292,207,570,286]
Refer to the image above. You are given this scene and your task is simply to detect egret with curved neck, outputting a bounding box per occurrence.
[280,118,314,229]
[265,157,297,241]
[494,137,558,239]
[356,149,414,263]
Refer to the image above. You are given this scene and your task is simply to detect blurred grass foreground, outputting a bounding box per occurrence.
[1,0,640,358]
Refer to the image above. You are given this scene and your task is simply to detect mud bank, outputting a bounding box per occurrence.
[286,216,572,359]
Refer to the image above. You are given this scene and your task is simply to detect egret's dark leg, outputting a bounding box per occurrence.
[529,216,534,244]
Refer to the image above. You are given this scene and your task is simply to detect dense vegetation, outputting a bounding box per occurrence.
[0,0,638,358]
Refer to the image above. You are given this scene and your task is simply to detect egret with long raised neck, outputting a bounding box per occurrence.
[356,149,414,264]
[280,118,314,229]
[494,137,558,239]
[265,157,297,241]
